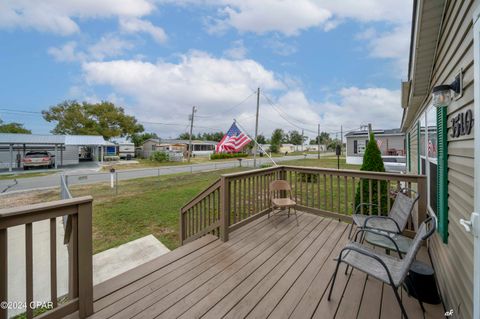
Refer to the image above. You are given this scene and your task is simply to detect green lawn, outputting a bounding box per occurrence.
[34,157,360,254]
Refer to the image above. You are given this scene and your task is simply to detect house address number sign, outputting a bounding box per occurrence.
[450,109,474,138]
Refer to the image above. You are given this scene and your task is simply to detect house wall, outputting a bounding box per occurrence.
[405,1,476,317]
[346,135,405,165]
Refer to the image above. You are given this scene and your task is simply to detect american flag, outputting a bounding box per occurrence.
[216,122,252,153]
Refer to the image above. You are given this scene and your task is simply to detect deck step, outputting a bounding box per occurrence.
[92,234,219,301]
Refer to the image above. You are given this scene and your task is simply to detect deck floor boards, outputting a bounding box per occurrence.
[87,212,444,319]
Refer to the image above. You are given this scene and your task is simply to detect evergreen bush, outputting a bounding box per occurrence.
[150,151,169,162]
[354,133,389,215]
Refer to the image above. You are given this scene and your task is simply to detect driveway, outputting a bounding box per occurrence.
[0,154,323,193]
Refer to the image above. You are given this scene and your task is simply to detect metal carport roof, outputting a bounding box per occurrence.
[0,133,65,145]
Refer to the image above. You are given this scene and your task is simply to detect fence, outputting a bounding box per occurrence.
[180,165,427,244]
[0,195,93,319]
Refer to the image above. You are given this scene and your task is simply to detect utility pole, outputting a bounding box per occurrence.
[317,123,321,159]
[301,129,304,152]
[368,123,372,136]
[340,125,343,155]
[253,87,260,168]
[187,106,196,163]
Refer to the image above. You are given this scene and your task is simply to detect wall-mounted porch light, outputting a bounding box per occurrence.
[432,71,463,107]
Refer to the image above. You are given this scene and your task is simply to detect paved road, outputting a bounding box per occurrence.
[0,154,324,193]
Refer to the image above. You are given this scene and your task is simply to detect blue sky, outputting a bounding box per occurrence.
[0,0,412,139]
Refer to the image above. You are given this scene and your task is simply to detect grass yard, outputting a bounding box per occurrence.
[68,168,248,253]
[1,157,361,255]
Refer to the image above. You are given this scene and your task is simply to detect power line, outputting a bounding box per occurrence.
[194,90,257,119]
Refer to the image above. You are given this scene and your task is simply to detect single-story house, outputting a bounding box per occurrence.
[0,133,111,171]
[345,129,405,164]
[140,138,217,158]
[401,1,479,318]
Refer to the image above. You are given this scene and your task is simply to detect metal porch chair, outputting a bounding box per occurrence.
[348,188,420,239]
[328,216,436,319]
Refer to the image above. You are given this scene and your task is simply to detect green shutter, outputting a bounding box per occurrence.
[437,107,448,243]
[417,121,421,173]
[407,132,411,172]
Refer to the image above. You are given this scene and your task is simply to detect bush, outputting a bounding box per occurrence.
[210,152,248,160]
[354,133,389,215]
[298,173,318,183]
[150,151,169,162]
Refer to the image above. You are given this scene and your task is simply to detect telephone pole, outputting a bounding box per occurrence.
[301,129,304,152]
[253,88,260,168]
[187,106,197,163]
[368,123,372,136]
[340,125,343,155]
[317,124,321,159]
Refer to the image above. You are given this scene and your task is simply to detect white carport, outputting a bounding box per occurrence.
[64,135,110,164]
[0,134,109,172]
[0,134,65,172]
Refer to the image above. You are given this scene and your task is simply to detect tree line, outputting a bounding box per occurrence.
[1,99,341,151]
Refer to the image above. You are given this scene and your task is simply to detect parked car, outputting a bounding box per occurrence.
[23,151,55,170]
[382,156,406,173]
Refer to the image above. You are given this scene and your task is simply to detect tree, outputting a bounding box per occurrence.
[270,128,284,153]
[131,132,158,147]
[42,100,144,140]
[0,119,31,134]
[355,133,388,214]
[256,134,267,144]
[178,131,225,142]
[310,131,330,145]
[287,130,304,145]
[178,132,193,140]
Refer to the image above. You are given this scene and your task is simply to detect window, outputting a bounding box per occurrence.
[426,106,438,216]
[353,140,358,154]
[417,105,448,243]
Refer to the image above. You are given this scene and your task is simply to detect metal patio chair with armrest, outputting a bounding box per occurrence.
[269,180,299,226]
[328,216,436,319]
[348,188,420,239]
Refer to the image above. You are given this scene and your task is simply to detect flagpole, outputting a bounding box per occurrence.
[234,119,278,167]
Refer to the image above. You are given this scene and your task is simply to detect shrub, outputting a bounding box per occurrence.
[298,173,318,183]
[354,133,389,215]
[150,151,169,162]
[210,152,248,160]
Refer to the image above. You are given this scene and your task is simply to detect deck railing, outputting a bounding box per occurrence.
[0,195,94,319]
[180,165,427,244]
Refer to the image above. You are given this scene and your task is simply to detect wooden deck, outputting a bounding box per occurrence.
[86,211,444,319]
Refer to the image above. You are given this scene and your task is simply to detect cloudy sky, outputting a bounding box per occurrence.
[0,0,412,139]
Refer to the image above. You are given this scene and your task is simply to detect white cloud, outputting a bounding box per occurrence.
[48,35,134,62]
[0,0,156,35]
[80,51,400,137]
[48,42,86,62]
[164,0,411,36]
[88,35,135,60]
[357,23,411,77]
[223,40,247,59]
[211,0,331,36]
[119,18,167,43]
[265,37,297,56]
[320,87,402,133]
